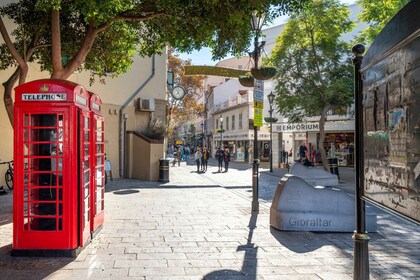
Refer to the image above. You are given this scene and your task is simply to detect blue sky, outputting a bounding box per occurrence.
[178,0,357,65]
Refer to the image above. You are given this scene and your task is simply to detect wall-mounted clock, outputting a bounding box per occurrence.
[171,86,186,100]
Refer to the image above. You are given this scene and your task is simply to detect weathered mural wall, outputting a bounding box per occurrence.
[361,0,420,223]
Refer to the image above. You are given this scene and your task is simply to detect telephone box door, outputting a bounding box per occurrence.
[79,109,91,245]
[14,110,69,248]
[92,114,105,232]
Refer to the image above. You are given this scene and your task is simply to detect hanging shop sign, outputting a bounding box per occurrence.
[274,120,354,132]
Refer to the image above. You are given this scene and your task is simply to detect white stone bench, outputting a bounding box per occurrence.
[290,163,339,186]
[270,174,377,232]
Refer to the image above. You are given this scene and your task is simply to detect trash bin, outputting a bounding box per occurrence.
[328,158,340,179]
[159,158,170,183]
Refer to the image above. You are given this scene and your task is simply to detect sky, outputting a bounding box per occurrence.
[177,0,357,66]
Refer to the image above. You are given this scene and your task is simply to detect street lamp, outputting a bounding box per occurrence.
[352,44,370,280]
[219,115,224,148]
[201,122,205,149]
[251,10,266,69]
[267,91,275,172]
[250,10,266,213]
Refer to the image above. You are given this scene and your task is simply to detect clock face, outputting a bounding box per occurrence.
[171,86,185,100]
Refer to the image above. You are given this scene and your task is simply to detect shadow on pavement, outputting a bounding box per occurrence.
[0,244,73,280]
[203,213,258,280]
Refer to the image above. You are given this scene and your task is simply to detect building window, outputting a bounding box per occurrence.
[239,113,243,129]
[232,115,235,130]
[226,116,229,131]
[216,119,219,130]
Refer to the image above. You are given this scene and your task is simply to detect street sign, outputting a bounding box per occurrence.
[253,80,264,127]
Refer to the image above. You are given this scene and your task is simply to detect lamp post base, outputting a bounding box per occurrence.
[353,232,370,280]
[252,160,259,213]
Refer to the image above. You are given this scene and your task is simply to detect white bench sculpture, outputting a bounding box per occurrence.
[290,163,339,186]
[270,174,377,232]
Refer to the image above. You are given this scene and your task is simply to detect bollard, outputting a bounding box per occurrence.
[159,158,170,183]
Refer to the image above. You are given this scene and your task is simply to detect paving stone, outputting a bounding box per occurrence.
[0,162,418,279]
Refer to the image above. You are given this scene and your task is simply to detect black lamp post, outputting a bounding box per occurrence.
[219,115,224,148]
[201,122,205,149]
[352,44,370,280]
[267,91,275,172]
[250,10,266,213]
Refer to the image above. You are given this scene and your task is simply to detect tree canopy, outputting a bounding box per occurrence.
[268,0,354,169]
[0,0,308,126]
[356,0,411,45]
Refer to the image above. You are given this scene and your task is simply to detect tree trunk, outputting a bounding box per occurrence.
[318,105,332,171]
[2,68,21,127]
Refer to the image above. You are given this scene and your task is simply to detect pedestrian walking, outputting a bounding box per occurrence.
[201,147,209,172]
[194,148,202,172]
[216,147,224,172]
[224,148,230,172]
[299,143,307,160]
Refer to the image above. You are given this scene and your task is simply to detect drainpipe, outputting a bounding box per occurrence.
[119,55,155,177]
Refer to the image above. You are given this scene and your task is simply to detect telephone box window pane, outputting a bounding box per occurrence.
[24,129,29,141]
[29,218,57,231]
[84,170,90,185]
[28,143,52,156]
[24,202,28,216]
[96,155,102,165]
[84,144,89,156]
[24,172,29,187]
[24,114,29,126]
[24,187,28,202]
[96,191,103,210]
[36,202,57,215]
[30,114,57,127]
[84,116,89,128]
[51,157,62,172]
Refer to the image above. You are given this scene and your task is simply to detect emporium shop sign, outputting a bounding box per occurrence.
[274,121,354,132]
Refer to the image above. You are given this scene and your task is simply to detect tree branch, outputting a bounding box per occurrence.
[0,17,27,74]
[51,8,63,78]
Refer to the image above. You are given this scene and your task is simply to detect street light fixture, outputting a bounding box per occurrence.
[267,91,275,173]
[250,10,266,69]
[219,115,224,148]
[250,10,266,213]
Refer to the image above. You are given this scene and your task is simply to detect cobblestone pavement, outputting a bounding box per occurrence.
[0,159,418,279]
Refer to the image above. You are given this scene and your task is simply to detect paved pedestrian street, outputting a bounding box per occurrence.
[0,159,418,279]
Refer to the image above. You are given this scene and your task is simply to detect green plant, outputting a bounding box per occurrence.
[142,119,166,140]
[251,67,277,80]
[238,75,254,87]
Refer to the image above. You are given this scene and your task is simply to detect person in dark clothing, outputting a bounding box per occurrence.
[224,148,230,172]
[216,147,224,172]
[299,143,307,160]
[302,156,312,167]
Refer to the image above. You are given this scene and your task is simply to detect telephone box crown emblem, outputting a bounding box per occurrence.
[39,84,49,92]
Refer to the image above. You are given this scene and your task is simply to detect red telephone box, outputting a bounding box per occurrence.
[13,79,93,257]
[89,92,105,236]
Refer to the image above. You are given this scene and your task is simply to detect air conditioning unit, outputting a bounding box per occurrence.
[135,98,155,111]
